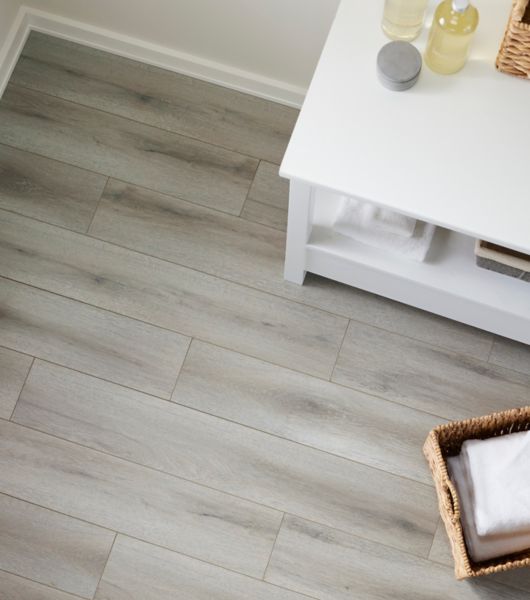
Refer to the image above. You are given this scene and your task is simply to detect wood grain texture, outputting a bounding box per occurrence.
[13,32,298,164]
[173,340,441,485]
[95,535,308,600]
[266,515,527,600]
[0,571,82,600]
[0,85,257,215]
[332,321,530,421]
[429,521,530,594]
[0,144,107,232]
[0,420,281,578]
[0,494,114,598]
[0,278,189,398]
[489,337,530,376]
[0,346,32,419]
[88,178,493,361]
[0,210,346,379]
[241,161,288,230]
[13,360,438,557]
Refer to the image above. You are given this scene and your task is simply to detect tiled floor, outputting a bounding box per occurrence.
[0,32,529,600]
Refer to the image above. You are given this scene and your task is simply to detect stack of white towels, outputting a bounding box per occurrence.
[448,430,530,562]
[333,197,436,261]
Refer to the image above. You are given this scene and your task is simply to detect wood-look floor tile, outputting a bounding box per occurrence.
[489,337,530,376]
[241,200,287,231]
[0,210,346,378]
[13,32,298,164]
[0,420,281,577]
[13,360,438,557]
[88,179,493,361]
[0,84,257,215]
[0,570,81,600]
[266,515,527,600]
[173,340,441,485]
[332,321,530,421]
[0,494,114,598]
[0,144,106,232]
[429,521,530,594]
[95,535,308,600]
[0,278,189,398]
[0,346,32,419]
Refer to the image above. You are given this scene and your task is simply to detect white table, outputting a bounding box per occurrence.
[281,0,530,345]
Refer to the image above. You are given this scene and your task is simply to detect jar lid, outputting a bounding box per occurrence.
[377,41,422,91]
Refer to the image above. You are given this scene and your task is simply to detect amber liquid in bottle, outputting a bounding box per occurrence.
[382,0,429,41]
[425,0,479,74]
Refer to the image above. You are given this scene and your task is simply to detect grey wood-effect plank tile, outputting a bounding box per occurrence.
[266,515,527,600]
[0,278,189,398]
[0,570,82,600]
[0,210,346,379]
[88,179,493,361]
[429,521,530,594]
[0,420,281,578]
[95,535,308,600]
[0,144,107,233]
[0,84,257,215]
[0,346,32,419]
[489,337,530,376]
[173,340,442,485]
[0,494,114,598]
[332,321,530,421]
[13,360,439,558]
[14,32,298,164]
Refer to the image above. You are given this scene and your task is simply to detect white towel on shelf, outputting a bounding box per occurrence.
[339,197,417,238]
[461,431,530,537]
[447,454,530,562]
[333,197,436,262]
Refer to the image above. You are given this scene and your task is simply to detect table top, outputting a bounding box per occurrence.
[281,0,530,254]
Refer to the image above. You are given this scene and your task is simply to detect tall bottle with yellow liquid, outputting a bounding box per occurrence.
[382,0,429,41]
[425,0,479,74]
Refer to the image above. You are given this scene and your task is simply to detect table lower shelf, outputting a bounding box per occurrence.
[304,225,530,345]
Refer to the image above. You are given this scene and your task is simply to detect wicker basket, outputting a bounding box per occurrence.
[497,0,530,78]
[423,407,530,579]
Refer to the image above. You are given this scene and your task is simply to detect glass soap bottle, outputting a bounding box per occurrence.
[382,0,430,41]
[425,0,479,74]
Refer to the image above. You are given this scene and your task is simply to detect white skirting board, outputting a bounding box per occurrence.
[0,6,306,108]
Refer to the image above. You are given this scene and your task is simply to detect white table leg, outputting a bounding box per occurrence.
[284,179,313,285]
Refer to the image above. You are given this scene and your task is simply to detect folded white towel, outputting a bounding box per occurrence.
[339,197,417,238]
[333,197,436,262]
[461,431,530,537]
[448,454,530,562]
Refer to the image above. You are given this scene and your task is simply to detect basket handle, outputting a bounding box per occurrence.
[513,0,530,22]
[441,479,460,524]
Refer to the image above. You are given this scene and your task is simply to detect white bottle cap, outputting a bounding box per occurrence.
[453,0,470,11]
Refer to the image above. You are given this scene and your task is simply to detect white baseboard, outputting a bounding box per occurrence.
[0,6,305,108]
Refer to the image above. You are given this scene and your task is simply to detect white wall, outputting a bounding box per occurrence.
[0,0,22,50]
[23,0,340,93]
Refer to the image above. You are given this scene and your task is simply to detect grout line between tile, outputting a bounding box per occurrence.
[92,532,117,599]
[85,176,110,234]
[0,567,87,600]
[8,357,35,422]
[238,159,261,217]
[262,513,285,581]
[329,319,350,383]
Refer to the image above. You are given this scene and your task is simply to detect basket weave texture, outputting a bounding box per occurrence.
[497,0,530,78]
[423,406,530,579]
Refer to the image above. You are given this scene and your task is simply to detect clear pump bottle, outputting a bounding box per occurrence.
[425,0,479,74]
[382,0,430,41]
